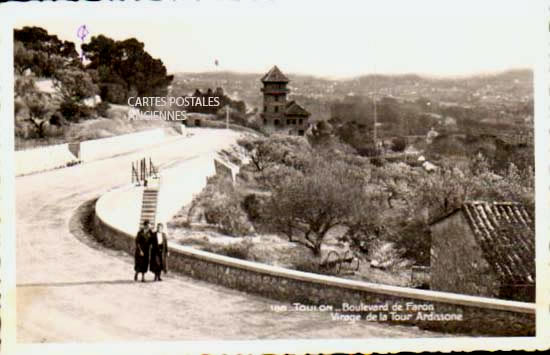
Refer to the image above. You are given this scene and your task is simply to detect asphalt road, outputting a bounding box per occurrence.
[16,128,439,342]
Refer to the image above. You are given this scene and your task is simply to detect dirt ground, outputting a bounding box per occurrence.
[172,226,413,287]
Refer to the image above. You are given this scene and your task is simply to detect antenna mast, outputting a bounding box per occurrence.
[373,63,378,154]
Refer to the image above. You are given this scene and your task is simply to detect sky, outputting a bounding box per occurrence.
[11,0,539,78]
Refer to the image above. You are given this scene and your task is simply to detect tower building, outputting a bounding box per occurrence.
[260,65,310,135]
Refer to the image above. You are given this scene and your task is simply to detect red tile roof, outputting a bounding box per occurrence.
[462,201,535,286]
[261,65,290,83]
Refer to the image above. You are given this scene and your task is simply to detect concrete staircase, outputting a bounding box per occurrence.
[140,188,159,227]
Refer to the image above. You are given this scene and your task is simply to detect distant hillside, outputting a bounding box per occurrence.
[172,69,533,122]
[174,69,533,95]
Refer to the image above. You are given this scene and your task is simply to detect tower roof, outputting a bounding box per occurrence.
[261,65,290,83]
[285,100,310,117]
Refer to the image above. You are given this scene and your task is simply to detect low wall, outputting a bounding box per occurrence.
[15,143,78,176]
[16,128,170,176]
[93,185,536,337]
[156,155,216,225]
[214,157,239,183]
[79,128,166,162]
[156,153,241,225]
[96,185,143,236]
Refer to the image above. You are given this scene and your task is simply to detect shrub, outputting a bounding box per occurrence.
[216,240,254,261]
[357,146,379,157]
[99,83,128,104]
[95,101,111,117]
[198,177,254,237]
[59,101,93,122]
[241,193,263,222]
[391,136,407,152]
[369,157,385,167]
[386,219,431,266]
[246,118,265,133]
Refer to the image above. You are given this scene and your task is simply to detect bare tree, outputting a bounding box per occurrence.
[264,156,366,256]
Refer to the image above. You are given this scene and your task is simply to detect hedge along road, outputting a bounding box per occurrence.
[16,128,439,342]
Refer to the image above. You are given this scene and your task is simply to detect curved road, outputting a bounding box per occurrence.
[16,128,437,342]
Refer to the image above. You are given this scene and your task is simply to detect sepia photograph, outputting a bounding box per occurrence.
[2,0,547,353]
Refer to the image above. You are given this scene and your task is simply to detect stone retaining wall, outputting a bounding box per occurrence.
[93,188,535,336]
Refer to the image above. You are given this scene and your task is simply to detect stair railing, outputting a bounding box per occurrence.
[149,157,158,179]
[132,157,160,185]
[132,161,140,185]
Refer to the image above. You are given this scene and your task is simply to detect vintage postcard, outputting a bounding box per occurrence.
[0,0,549,354]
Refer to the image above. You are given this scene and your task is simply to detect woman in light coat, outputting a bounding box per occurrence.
[150,223,168,281]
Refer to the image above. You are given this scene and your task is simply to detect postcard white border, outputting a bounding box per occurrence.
[1,0,549,353]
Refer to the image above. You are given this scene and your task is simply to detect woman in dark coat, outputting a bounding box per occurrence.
[134,220,152,282]
[150,223,168,281]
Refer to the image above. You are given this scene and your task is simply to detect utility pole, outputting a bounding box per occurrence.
[373,93,377,147]
[372,60,379,156]
[226,105,229,129]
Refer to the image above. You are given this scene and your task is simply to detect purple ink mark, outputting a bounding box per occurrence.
[77,25,89,42]
[76,25,89,63]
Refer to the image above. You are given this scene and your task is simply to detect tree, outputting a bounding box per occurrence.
[369,162,420,210]
[53,68,99,122]
[82,35,173,103]
[264,156,366,256]
[15,26,78,59]
[23,91,54,138]
[14,27,80,76]
[378,97,400,125]
[339,188,387,257]
[14,75,36,97]
[14,76,56,138]
[13,41,34,75]
[308,120,334,146]
[413,153,534,223]
[53,68,98,102]
[237,135,311,174]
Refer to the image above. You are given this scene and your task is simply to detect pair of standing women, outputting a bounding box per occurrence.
[134,220,168,282]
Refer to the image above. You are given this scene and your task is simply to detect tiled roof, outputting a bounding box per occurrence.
[285,100,310,117]
[261,65,290,83]
[461,201,535,286]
